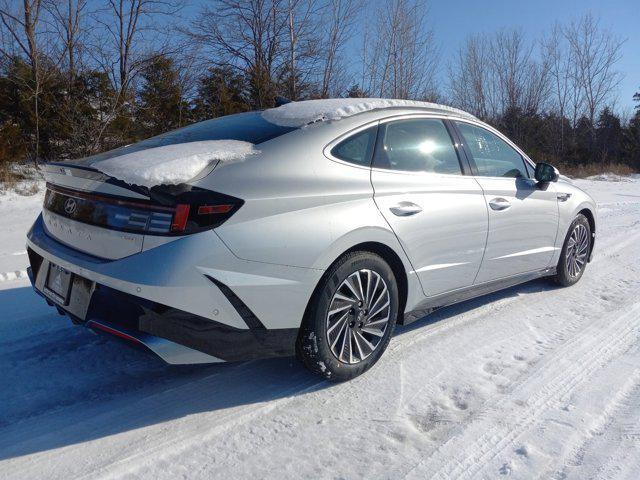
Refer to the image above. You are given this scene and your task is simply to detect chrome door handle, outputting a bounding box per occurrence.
[389,202,423,216]
[489,197,511,211]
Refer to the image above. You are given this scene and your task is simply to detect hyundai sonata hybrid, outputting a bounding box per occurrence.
[26,99,596,381]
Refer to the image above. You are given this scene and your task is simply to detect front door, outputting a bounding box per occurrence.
[371,117,488,297]
[452,121,559,283]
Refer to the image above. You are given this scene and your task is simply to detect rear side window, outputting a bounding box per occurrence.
[454,121,528,178]
[330,126,378,167]
[373,119,462,174]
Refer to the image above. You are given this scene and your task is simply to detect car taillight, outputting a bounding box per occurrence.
[171,204,191,232]
[44,184,243,236]
[169,202,238,233]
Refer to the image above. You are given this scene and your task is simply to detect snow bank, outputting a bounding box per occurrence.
[91,140,259,188]
[262,98,476,127]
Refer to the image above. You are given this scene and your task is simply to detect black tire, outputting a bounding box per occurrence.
[296,251,399,382]
[554,214,591,287]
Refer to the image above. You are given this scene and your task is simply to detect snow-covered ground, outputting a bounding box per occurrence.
[0,177,639,479]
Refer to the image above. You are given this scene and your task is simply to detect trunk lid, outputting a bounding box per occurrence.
[41,164,163,259]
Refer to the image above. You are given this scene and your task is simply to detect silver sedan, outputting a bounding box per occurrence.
[27,99,597,381]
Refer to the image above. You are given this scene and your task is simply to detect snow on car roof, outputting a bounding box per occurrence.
[261,98,477,127]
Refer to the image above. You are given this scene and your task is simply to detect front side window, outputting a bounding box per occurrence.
[373,119,462,174]
[330,126,377,167]
[454,121,528,178]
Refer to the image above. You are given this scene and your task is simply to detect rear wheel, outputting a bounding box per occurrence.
[554,214,591,287]
[296,251,399,381]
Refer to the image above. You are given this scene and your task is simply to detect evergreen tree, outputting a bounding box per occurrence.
[572,116,595,165]
[623,106,640,169]
[595,107,623,164]
[192,66,249,121]
[137,56,188,137]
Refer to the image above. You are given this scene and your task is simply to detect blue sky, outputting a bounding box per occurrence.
[425,0,638,113]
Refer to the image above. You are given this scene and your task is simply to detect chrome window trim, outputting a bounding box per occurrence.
[323,113,536,179]
[324,113,467,175]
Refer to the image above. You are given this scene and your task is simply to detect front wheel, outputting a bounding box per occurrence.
[554,214,591,287]
[296,251,399,381]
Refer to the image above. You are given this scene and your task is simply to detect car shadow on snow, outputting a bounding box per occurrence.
[0,279,559,461]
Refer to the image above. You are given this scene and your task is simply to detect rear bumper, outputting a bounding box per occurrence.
[26,214,315,363]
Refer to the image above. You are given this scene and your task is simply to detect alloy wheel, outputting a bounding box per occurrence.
[326,269,391,364]
[566,223,589,278]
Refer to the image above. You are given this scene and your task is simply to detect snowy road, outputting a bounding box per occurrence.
[1,178,639,479]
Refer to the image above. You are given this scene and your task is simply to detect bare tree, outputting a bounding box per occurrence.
[189,0,289,109]
[448,34,491,119]
[46,0,86,87]
[318,0,359,98]
[82,0,183,150]
[489,29,550,115]
[449,30,549,120]
[280,0,319,100]
[0,0,45,161]
[563,13,624,125]
[92,0,183,99]
[543,23,584,154]
[362,0,439,99]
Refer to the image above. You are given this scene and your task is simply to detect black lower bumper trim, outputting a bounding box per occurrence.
[138,307,297,362]
[89,285,298,362]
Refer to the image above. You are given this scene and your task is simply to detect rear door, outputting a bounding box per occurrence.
[370,116,488,297]
[452,121,559,283]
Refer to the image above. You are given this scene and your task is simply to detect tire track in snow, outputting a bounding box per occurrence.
[588,381,640,480]
[403,299,640,479]
[550,367,640,480]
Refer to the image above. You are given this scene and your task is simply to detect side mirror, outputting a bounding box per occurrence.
[534,162,559,183]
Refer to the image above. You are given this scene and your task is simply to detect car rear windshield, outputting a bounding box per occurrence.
[66,112,297,166]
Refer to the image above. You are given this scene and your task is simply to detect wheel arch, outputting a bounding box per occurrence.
[302,241,409,327]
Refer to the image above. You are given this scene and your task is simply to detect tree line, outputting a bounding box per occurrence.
[0,0,638,176]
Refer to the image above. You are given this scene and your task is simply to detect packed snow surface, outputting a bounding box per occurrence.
[91,140,258,188]
[262,98,477,127]
[1,176,640,479]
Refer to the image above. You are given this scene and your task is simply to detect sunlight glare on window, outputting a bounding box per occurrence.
[418,139,437,154]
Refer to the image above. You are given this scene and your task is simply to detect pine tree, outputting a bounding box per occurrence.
[137,56,188,137]
[595,107,623,164]
[192,66,249,121]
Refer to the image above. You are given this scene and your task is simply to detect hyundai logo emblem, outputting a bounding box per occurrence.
[64,197,78,215]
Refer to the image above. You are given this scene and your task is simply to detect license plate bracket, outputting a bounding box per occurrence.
[45,262,73,305]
